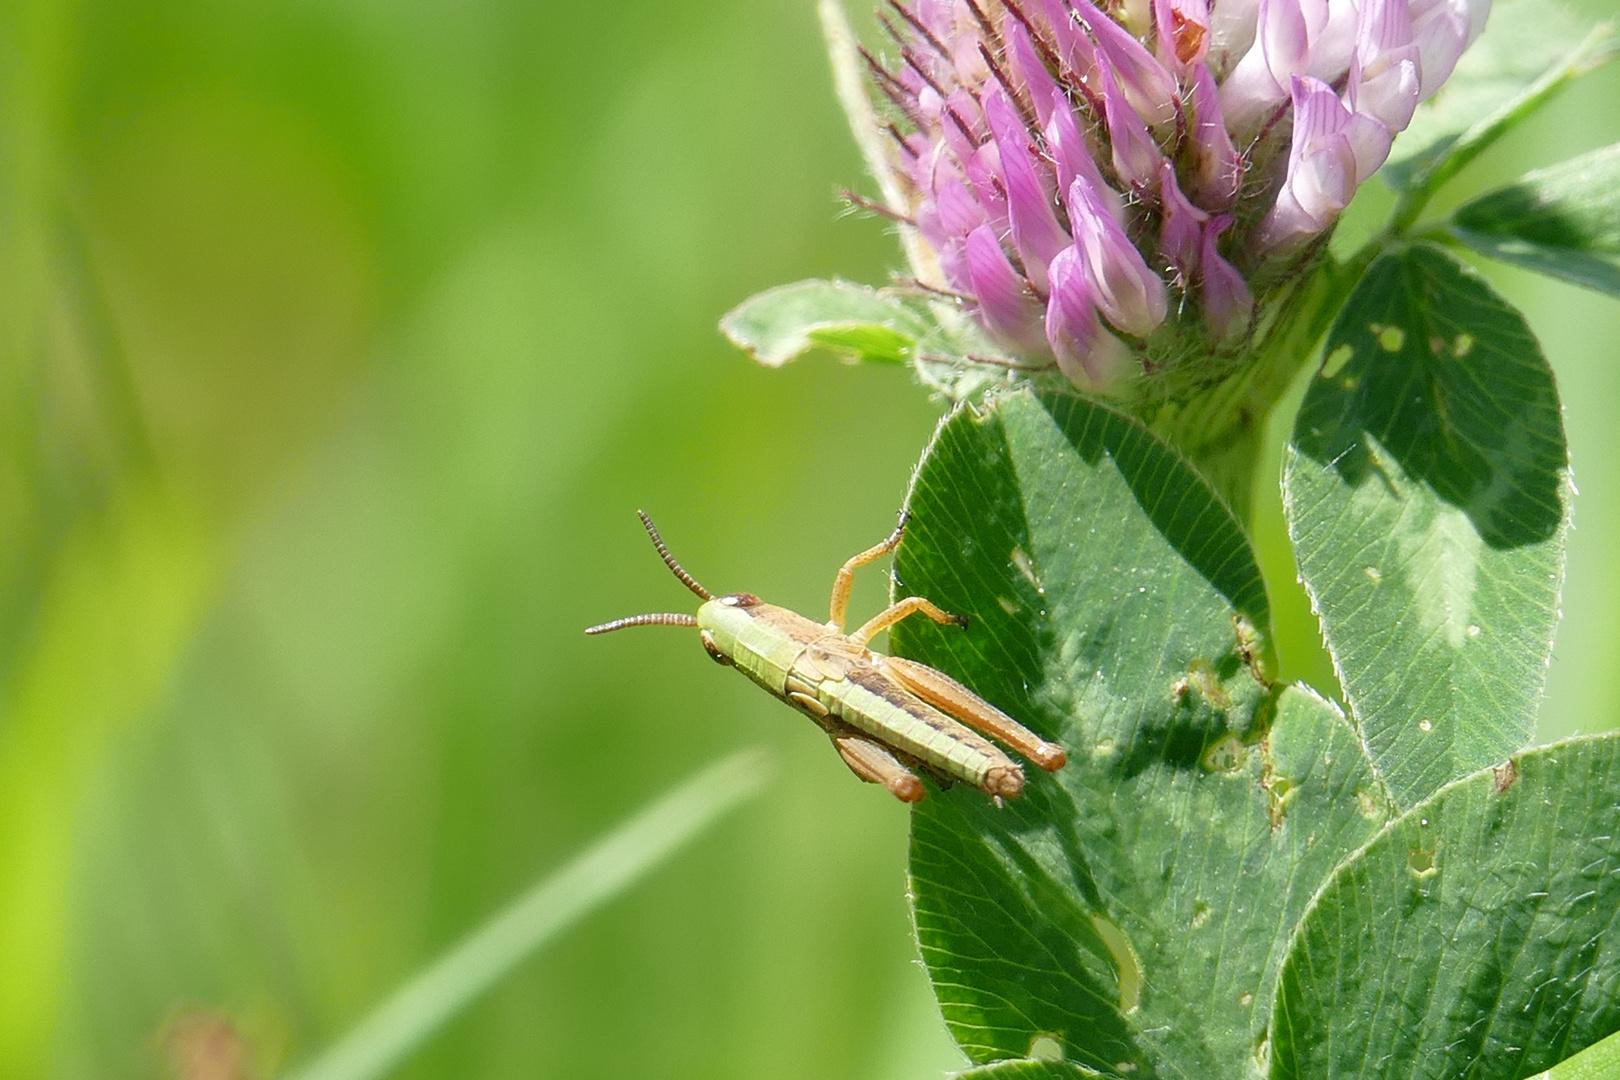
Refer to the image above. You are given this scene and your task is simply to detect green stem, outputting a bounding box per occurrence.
[281,748,775,1080]
[1406,222,1463,248]
[1389,22,1618,235]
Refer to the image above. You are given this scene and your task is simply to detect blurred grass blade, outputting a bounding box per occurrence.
[283,747,775,1080]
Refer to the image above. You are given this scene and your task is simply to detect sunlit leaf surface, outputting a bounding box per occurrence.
[893,391,1390,1076]
[1285,244,1569,810]
[1271,734,1620,1080]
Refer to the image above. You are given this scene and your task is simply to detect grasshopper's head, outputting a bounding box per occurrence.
[584,510,723,639]
[583,512,818,676]
[693,591,764,666]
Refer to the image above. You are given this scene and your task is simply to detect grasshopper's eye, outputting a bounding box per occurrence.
[720,592,761,608]
[700,630,732,666]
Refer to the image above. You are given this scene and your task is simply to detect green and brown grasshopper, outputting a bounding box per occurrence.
[586,512,1066,803]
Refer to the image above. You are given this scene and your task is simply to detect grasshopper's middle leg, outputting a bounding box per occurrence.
[831,732,926,803]
[849,595,966,647]
[827,515,907,631]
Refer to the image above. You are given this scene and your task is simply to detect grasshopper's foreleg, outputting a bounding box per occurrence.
[849,595,966,647]
[827,515,907,631]
[831,732,926,803]
[881,655,1067,771]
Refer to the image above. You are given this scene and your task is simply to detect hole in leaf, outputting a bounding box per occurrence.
[1028,1035,1064,1062]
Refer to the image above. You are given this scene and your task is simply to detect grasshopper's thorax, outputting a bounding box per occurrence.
[697,593,835,697]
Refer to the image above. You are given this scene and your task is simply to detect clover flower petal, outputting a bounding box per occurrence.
[864,0,1487,392]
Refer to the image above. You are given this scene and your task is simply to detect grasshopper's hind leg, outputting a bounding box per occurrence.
[849,596,966,647]
[827,516,907,631]
[832,732,926,803]
[882,655,1067,771]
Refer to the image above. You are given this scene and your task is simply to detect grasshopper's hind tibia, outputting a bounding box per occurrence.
[850,596,966,647]
[831,732,926,803]
[881,655,1067,771]
[828,515,907,630]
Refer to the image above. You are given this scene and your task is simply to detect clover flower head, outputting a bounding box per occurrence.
[865,0,1488,391]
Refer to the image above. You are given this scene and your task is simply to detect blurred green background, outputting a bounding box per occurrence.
[0,0,1615,1078]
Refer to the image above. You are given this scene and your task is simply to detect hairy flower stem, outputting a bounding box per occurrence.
[1146,241,1379,526]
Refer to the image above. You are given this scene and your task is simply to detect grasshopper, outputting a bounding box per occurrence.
[586,512,1066,803]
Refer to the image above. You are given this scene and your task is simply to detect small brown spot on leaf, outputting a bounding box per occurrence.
[1184,659,1230,710]
[1264,775,1296,827]
[1234,614,1271,687]
[1494,758,1519,794]
[1258,745,1295,828]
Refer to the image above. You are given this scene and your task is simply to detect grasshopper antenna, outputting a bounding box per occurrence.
[585,612,700,635]
[637,510,712,600]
